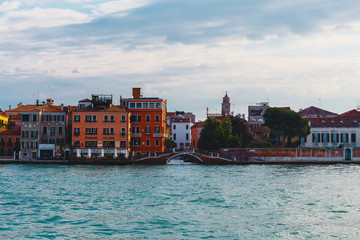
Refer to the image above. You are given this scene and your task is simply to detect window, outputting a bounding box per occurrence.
[103,128,109,135]
[146,126,150,134]
[341,133,349,143]
[43,127,47,134]
[156,103,161,109]
[121,115,126,123]
[74,128,80,136]
[32,114,37,122]
[110,128,115,135]
[103,141,109,147]
[92,128,97,135]
[149,103,155,108]
[351,133,356,143]
[59,127,63,134]
[321,133,329,143]
[22,131,29,138]
[131,126,135,133]
[186,125,189,130]
[331,133,339,143]
[42,115,48,121]
[22,114,29,122]
[146,139,150,146]
[136,103,142,108]
[174,133,176,141]
[85,141,91,147]
[129,102,135,108]
[136,126,140,133]
[155,115,160,123]
[143,103,148,108]
[155,126,160,133]
[138,139,141,146]
[104,115,109,123]
[50,115,56,121]
[155,139,159,146]
[121,128,126,137]
[109,141,115,147]
[92,115,97,122]
[31,131,38,138]
[50,127,56,135]
[146,115,150,123]
[74,141,80,147]
[186,133,189,141]
[110,115,115,123]
[130,115,141,123]
[58,115,65,122]
[74,115,80,122]
[86,115,92,122]
[120,141,126,148]
[86,128,91,135]
[173,125,176,130]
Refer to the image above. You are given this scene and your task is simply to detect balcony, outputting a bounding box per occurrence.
[131,133,142,137]
[153,133,167,138]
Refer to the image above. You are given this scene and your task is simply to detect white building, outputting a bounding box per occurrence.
[170,115,192,150]
[302,117,360,148]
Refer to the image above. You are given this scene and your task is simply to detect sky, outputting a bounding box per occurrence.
[1,0,360,120]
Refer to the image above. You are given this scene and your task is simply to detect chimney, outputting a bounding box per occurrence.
[36,99,39,107]
[46,98,53,105]
[132,88,141,99]
[9,105,11,110]
[17,102,22,108]
[61,103,64,111]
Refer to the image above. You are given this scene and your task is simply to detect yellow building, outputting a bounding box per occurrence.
[0,111,9,133]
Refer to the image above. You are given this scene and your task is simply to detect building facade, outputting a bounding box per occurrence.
[72,95,130,158]
[120,88,167,156]
[170,115,192,150]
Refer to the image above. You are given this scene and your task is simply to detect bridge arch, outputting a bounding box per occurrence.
[167,152,203,163]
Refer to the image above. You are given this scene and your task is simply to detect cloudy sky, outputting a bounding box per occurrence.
[1,0,360,120]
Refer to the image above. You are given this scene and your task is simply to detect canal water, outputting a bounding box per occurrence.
[1,163,360,239]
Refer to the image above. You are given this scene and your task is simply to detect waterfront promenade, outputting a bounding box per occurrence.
[1,147,360,165]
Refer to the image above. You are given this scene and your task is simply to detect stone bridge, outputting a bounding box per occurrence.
[133,151,236,164]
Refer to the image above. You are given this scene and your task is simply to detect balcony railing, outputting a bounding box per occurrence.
[153,133,167,138]
[131,133,142,137]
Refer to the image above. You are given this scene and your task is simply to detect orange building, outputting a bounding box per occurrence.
[120,88,167,156]
[191,121,204,150]
[72,95,131,158]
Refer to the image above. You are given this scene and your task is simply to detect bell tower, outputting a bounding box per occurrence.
[222,92,231,116]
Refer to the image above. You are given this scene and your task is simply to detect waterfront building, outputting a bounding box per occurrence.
[120,88,167,156]
[0,110,9,133]
[170,115,192,150]
[72,95,130,158]
[302,110,360,148]
[191,121,204,150]
[6,99,69,159]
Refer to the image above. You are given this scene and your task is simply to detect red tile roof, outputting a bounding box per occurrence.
[79,98,92,102]
[299,106,338,118]
[339,109,360,118]
[309,118,360,127]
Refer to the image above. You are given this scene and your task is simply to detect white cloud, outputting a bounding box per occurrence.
[91,0,153,16]
[0,1,21,12]
[1,7,91,30]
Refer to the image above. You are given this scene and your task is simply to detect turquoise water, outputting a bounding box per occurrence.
[1,164,360,239]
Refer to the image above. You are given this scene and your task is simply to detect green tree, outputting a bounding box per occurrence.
[263,107,310,147]
[165,138,177,150]
[197,117,243,150]
[197,117,223,150]
[229,114,253,147]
